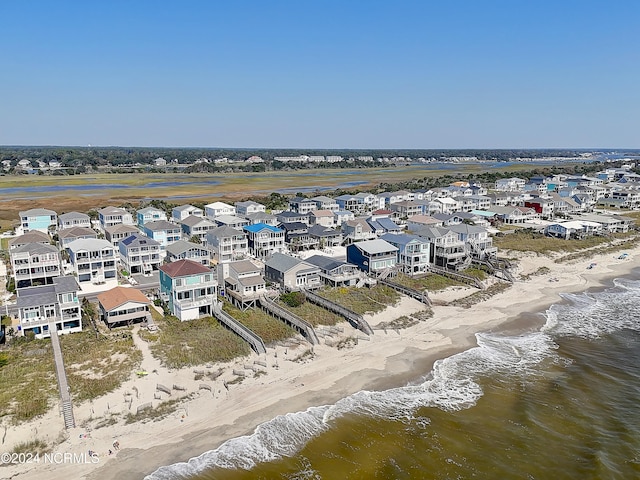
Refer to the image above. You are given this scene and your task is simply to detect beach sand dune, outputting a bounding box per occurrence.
[3,246,639,480]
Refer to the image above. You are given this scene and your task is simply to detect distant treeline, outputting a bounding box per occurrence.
[0,146,622,171]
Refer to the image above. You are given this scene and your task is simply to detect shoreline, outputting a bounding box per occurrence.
[3,246,639,480]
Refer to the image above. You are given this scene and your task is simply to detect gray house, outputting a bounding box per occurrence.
[206,226,249,263]
[105,224,140,247]
[304,255,363,287]
[166,239,211,265]
[180,215,217,244]
[11,243,61,288]
[58,226,98,248]
[58,211,91,230]
[380,233,430,276]
[264,253,321,291]
[16,275,82,338]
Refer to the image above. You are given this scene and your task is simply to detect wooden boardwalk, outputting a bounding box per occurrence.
[258,295,320,345]
[303,289,374,336]
[49,325,75,429]
[378,279,432,306]
[212,304,266,354]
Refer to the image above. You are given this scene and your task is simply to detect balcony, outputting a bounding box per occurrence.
[174,282,216,293]
[105,310,151,325]
[175,295,215,309]
[21,316,57,328]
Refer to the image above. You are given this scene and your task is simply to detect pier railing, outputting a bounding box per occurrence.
[212,304,266,354]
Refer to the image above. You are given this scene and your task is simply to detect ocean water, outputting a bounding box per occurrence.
[147,275,640,480]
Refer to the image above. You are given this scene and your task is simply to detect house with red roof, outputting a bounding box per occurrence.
[159,259,217,321]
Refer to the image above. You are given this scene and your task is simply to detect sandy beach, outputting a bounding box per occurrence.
[2,245,639,480]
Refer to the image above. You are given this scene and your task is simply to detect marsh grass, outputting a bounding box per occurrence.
[0,338,57,423]
[318,285,401,315]
[223,303,296,345]
[275,299,343,327]
[60,329,143,402]
[392,273,465,292]
[142,316,250,369]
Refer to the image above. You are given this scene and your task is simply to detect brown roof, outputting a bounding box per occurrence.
[9,230,50,247]
[97,286,150,311]
[159,259,212,277]
[310,209,334,217]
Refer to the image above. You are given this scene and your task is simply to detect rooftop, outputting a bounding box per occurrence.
[159,259,212,278]
[350,238,398,254]
[97,286,151,311]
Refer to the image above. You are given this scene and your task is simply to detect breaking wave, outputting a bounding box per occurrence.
[146,276,640,479]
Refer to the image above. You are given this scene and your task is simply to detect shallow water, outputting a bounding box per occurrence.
[147,277,640,480]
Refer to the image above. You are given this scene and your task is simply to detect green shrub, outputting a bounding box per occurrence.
[280,291,306,308]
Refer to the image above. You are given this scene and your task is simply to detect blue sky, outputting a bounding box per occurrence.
[1,0,638,148]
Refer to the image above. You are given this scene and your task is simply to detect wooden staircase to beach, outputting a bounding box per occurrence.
[49,325,75,429]
[212,303,267,355]
[302,289,374,336]
[378,278,432,306]
[258,295,320,345]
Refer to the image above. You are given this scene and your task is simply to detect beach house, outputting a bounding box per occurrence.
[218,259,266,309]
[308,225,343,248]
[213,215,249,230]
[281,222,317,252]
[16,275,82,338]
[243,223,285,259]
[380,233,430,275]
[448,224,497,260]
[159,260,217,321]
[346,239,399,277]
[58,212,91,230]
[10,243,61,288]
[244,212,278,226]
[310,195,339,212]
[136,206,168,227]
[97,286,152,328]
[265,253,322,291]
[98,206,134,231]
[141,220,182,252]
[288,197,318,215]
[180,216,217,244]
[206,226,249,263]
[544,220,603,240]
[119,234,162,275]
[304,255,364,287]
[66,238,118,288]
[415,226,468,271]
[308,209,336,227]
[342,218,376,244]
[205,201,236,219]
[172,204,203,223]
[165,239,211,265]
[235,201,266,216]
[19,208,57,233]
[9,231,51,253]
[104,224,140,247]
[58,226,98,248]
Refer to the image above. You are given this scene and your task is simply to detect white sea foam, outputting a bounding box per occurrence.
[147,276,640,479]
[542,279,640,339]
[146,406,330,479]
